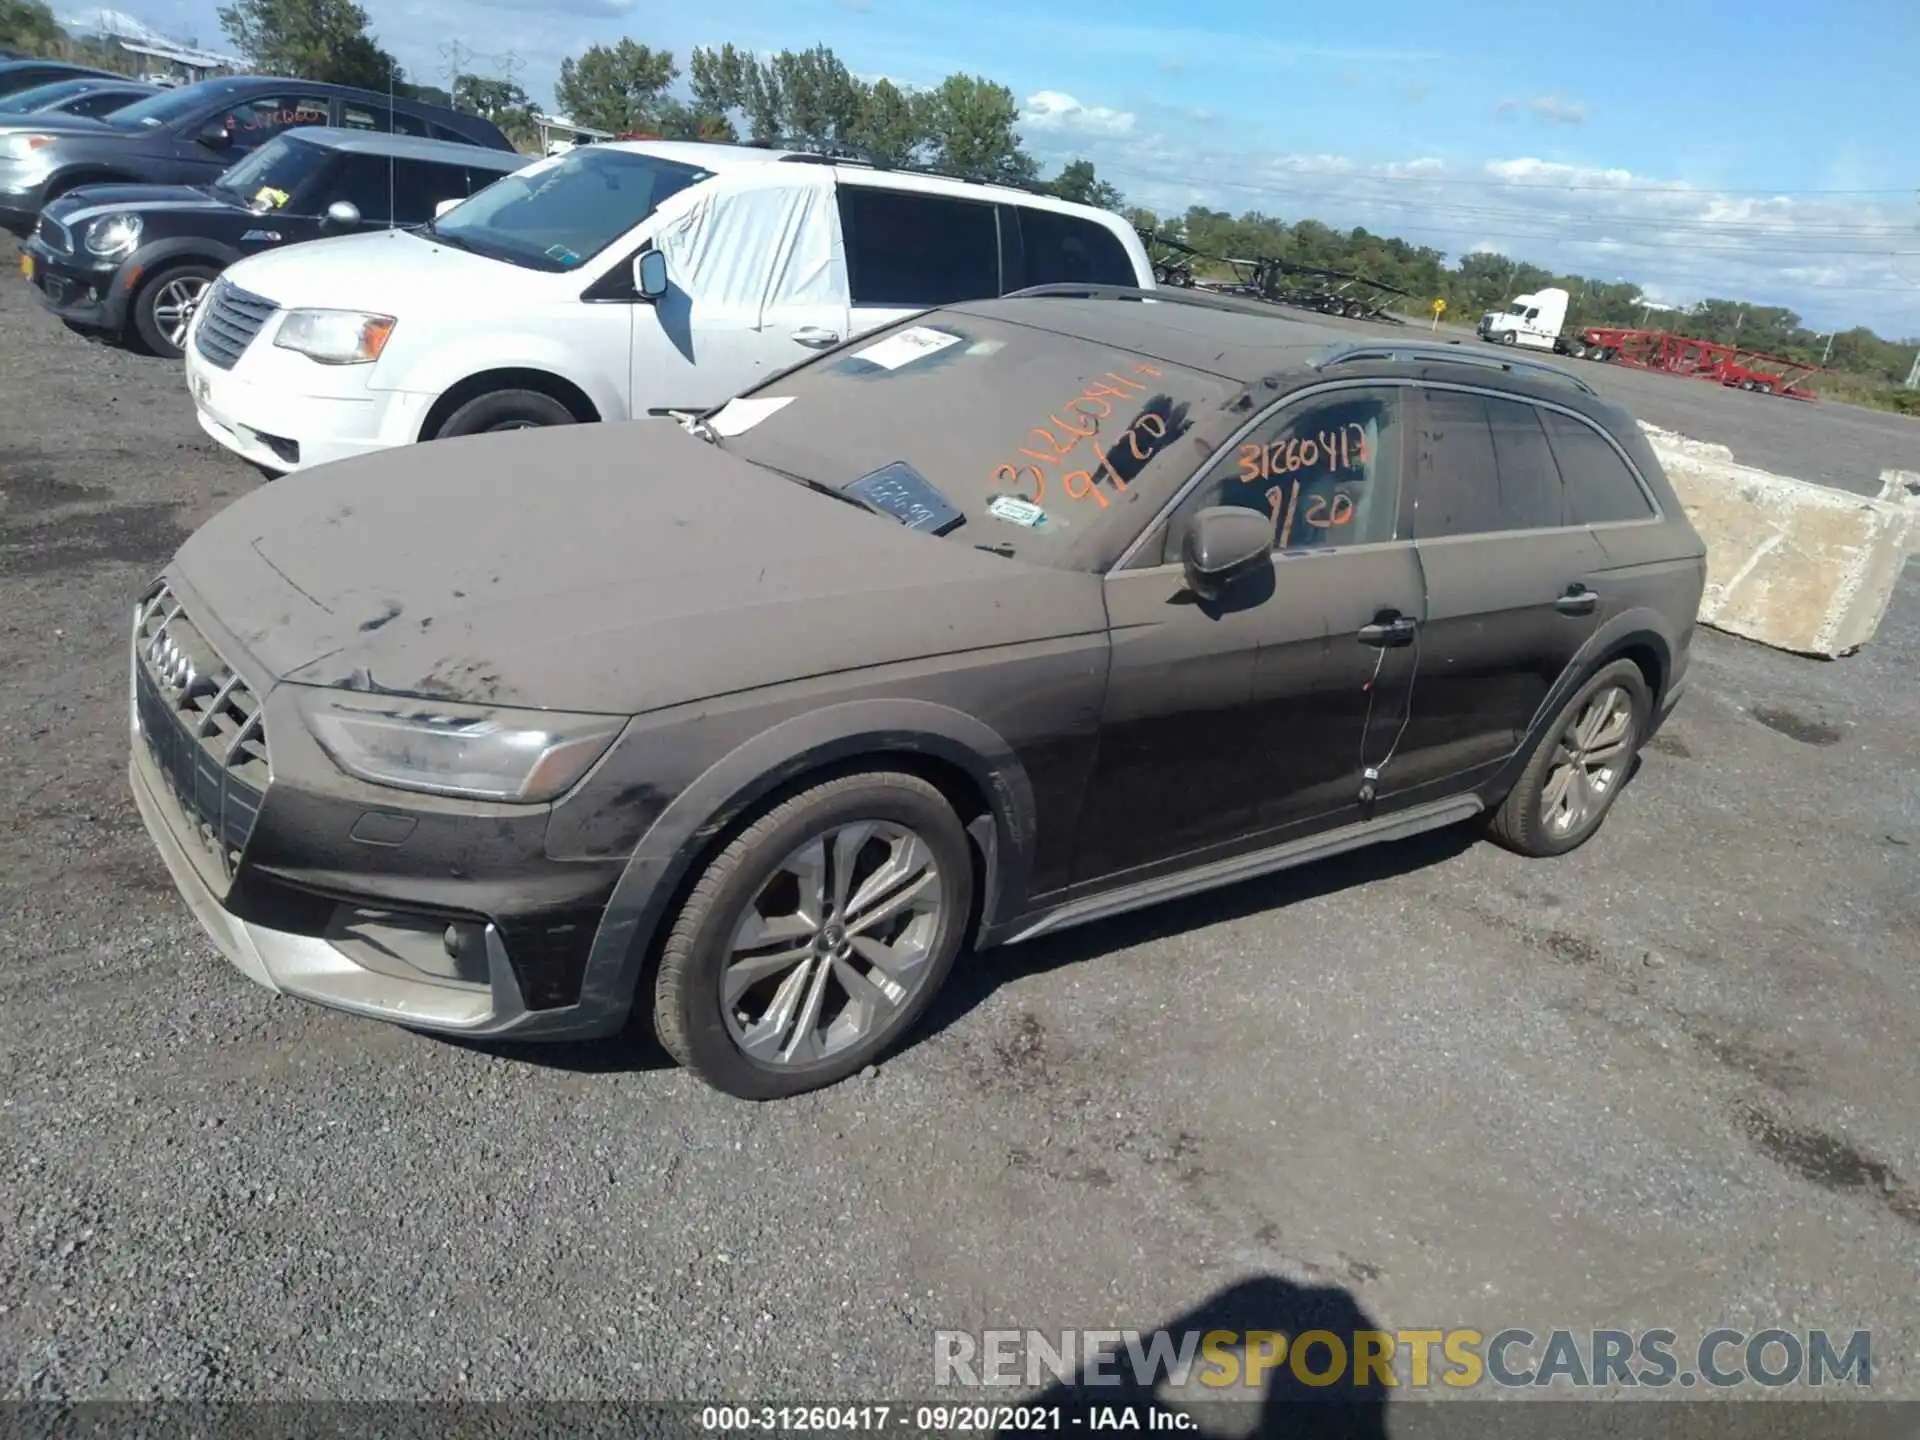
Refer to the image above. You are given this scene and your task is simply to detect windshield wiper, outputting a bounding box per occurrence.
[423,226,477,255]
[761,465,887,519]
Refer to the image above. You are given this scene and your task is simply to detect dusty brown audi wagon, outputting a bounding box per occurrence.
[128,286,1706,1098]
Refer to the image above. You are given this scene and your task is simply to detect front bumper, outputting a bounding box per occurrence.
[21,241,130,333]
[126,584,632,1040]
[183,317,435,474]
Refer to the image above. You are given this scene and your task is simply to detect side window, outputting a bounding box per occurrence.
[1412,390,1565,538]
[319,153,393,223]
[389,159,470,225]
[837,185,999,307]
[71,90,134,118]
[1162,386,1405,566]
[1542,410,1656,523]
[215,93,331,152]
[340,102,429,136]
[1017,208,1136,287]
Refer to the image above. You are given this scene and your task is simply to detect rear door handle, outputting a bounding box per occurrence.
[791,326,841,348]
[1555,586,1599,616]
[1358,614,1417,647]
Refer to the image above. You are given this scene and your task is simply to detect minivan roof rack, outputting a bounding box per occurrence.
[751,137,1057,197]
[1317,341,1597,394]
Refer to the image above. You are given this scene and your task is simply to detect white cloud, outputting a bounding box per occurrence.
[1020,89,1135,137]
[1496,94,1591,126]
[1014,118,1920,331]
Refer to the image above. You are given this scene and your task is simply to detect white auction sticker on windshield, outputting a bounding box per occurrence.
[849,326,963,371]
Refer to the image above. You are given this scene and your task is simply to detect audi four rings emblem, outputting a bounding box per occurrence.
[149,630,195,690]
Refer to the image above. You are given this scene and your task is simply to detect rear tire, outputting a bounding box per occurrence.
[131,262,217,359]
[1488,659,1650,858]
[434,388,576,438]
[652,771,974,1100]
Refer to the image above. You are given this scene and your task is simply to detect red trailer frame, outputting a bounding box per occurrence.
[1564,327,1823,401]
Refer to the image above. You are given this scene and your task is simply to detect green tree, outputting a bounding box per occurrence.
[453,74,529,119]
[919,73,1034,183]
[554,39,677,133]
[846,77,922,165]
[0,0,62,54]
[217,0,401,90]
[1046,158,1122,211]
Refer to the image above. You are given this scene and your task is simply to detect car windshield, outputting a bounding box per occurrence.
[213,133,332,209]
[2,79,92,110]
[105,80,228,129]
[429,147,711,272]
[711,310,1243,571]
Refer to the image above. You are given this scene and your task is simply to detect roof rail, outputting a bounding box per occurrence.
[1317,341,1597,394]
[761,141,1057,197]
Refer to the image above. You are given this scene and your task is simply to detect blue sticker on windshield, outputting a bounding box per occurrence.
[847,462,964,535]
[545,243,579,264]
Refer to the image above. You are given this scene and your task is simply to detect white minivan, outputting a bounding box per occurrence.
[180,139,1156,474]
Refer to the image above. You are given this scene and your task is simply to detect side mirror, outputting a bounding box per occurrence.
[1182,506,1274,602]
[196,121,231,150]
[433,196,461,220]
[324,200,361,228]
[633,249,668,300]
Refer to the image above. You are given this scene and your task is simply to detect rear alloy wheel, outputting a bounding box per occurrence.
[1488,659,1650,858]
[435,388,577,438]
[652,772,973,1099]
[132,263,217,359]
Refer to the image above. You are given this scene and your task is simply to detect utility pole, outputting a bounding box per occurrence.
[1820,332,1835,366]
[1905,348,1920,391]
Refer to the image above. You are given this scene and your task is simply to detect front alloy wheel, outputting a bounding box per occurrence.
[652,771,974,1099]
[1540,683,1634,838]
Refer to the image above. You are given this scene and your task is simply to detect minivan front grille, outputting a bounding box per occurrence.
[133,583,269,884]
[192,278,279,371]
[34,214,72,255]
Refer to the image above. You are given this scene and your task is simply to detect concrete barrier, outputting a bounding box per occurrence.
[1638,423,1920,659]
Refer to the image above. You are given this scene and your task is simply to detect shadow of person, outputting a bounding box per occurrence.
[999,1274,1391,1440]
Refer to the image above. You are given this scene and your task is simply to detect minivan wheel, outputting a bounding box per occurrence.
[435,388,577,438]
[652,771,974,1100]
[131,263,217,358]
[1488,659,1650,858]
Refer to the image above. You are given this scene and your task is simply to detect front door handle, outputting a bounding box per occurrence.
[1358,613,1417,647]
[1555,586,1599,616]
[791,325,840,348]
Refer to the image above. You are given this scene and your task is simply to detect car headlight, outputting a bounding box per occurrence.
[83,212,142,258]
[272,308,397,365]
[1,133,55,160]
[293,689,625,803]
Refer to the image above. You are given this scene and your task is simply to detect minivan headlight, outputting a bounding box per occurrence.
[293,689,625,803]
[273,308,396,365]
[84,213,142,258]
[1,133,55,159]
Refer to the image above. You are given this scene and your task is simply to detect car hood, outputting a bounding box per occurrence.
[167,419,1104,716]
[222,226,525,310]
[45,181,232,221]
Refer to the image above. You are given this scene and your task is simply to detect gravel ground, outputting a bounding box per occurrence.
[1,269,1917,1407]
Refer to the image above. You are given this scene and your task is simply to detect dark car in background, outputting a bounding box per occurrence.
[0,60,122,102]
[126,287,1706,1100]
[22,127,528,357]
[0,76,161,120]
[0,73,517,235]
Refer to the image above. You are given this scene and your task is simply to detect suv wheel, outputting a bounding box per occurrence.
[1488,659,1650,858]
[132,263,216,358]
[652,771,974,1100]
[435,388,576,437]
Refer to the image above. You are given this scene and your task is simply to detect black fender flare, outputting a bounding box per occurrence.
[116,239,237,305]
[572,698,1040,1025]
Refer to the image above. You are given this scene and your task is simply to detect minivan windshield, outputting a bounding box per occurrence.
[712,310,1242,572]
[429,147,711,272]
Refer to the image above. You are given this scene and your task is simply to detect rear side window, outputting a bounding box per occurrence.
[1017,207,1136,287]
[838,186,999,307]
[340,102,429,137]
[1412,390,1566,538]
[1542,411,1656,523]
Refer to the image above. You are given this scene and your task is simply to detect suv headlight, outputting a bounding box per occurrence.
[83,213,142,258]
[293,688,625,803]
[1,133,54,160]
[273,308,397,365]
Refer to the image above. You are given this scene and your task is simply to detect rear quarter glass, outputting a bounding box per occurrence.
[714,315,1242,571]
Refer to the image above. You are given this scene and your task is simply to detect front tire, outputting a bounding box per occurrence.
[652,771,974,1100]
[435,388,576,437]
[1488,659,1650,858]
[131,263,217,359]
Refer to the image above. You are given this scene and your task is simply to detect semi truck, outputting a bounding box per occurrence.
[1476,287,1570,349]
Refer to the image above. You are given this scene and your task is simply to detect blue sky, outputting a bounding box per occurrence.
[83,0,1920,333]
